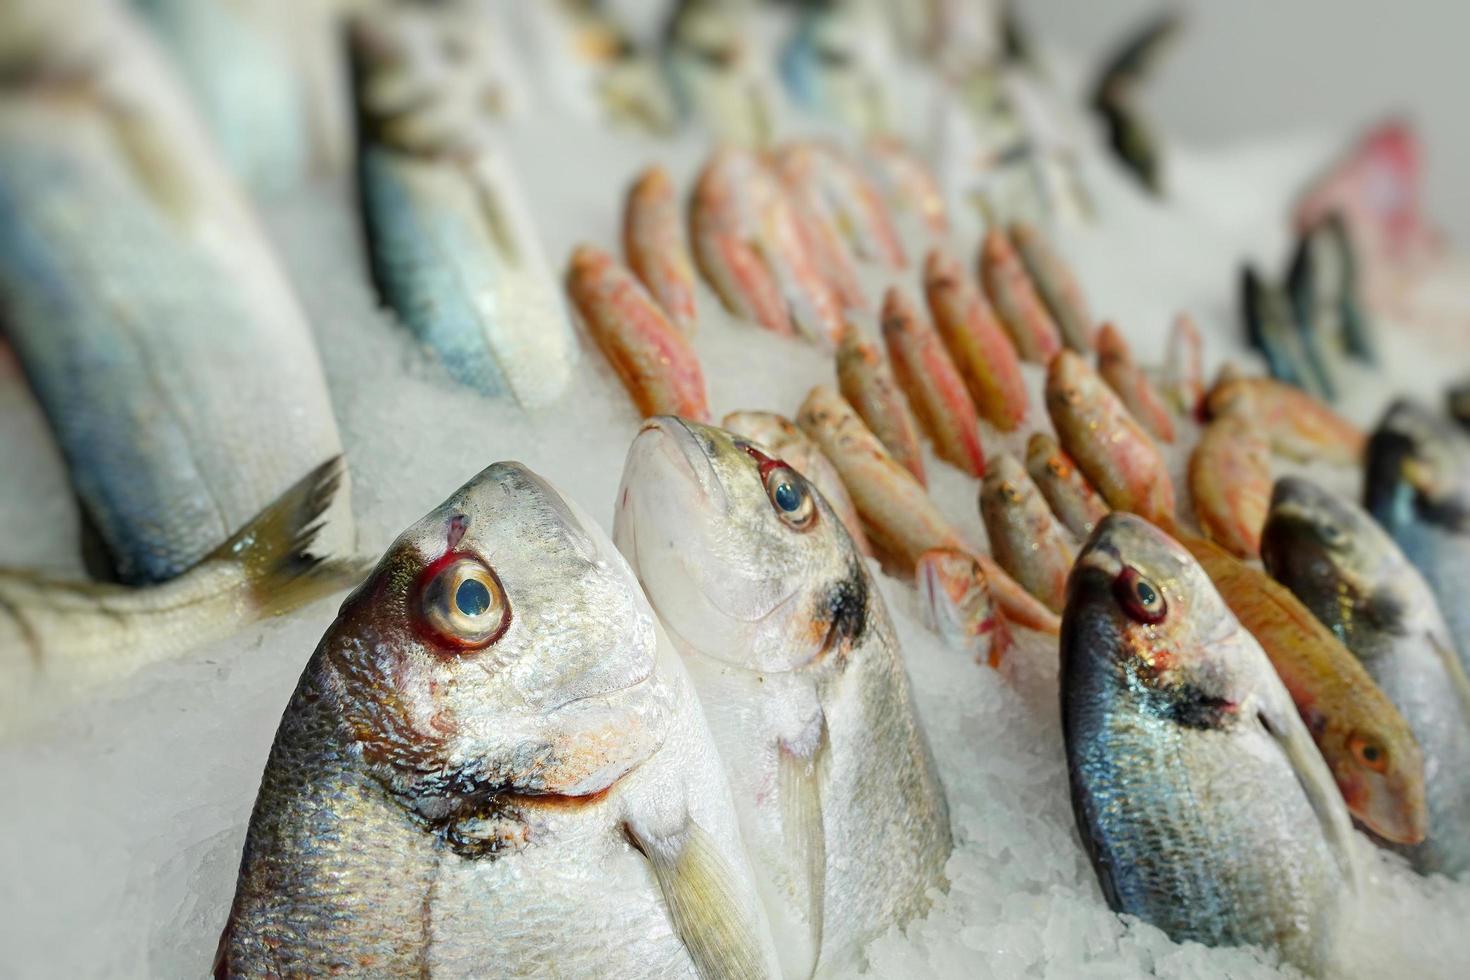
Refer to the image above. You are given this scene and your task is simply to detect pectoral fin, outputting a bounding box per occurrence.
[627,819,773,980]
[779,721,828,977]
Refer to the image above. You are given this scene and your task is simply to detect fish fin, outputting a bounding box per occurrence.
[210,456,369,617]
[627,819,774,980]
[1425,630,1470,720]
[1257,696,1361,896]
[105,110,198,225]
[779,720,828,977]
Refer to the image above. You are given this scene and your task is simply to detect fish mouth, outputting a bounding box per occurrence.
[636,416,730,515]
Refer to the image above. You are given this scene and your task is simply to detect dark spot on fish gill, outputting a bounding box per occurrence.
[1362,584,1410,636]
[816,557,869,660]
[1126,657,1237,730]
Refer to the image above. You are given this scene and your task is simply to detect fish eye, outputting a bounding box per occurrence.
[418,556,510,650]
[1113,566,1168,624]
[1349,733,1389,773]
[1318,521,1345,547]
[1000,482,1022,504]
[764,464,817,531]
[1046,457,1070,479]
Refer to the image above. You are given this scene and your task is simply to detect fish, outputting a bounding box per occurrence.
[1363,400,1470,676]
[1241,263,1334,400]
[779,2,887,135]
[352,7,576,407]
[923,246,1029,432]
[0,12,351,585]
[835,331,927,486]
[916,548,1013,669]
[797,385,1060,635]
[1447,378,1470,433]
[979,455,1075,613]
[1095,322,1176,444]
[1162,312,1205,418]
[565,244,710,422]
[1046,351,1176,528]
[1009,221,1094,352]
[1062,513,1354,976]
[1288,212,1376,365]
[1264,476,1470,875]
[773,144,868,311]
[722,410,873,557]
[1188,417,1272,559]
[1095,97,1162,195]
[614,417,951,978]
[776,140,905,271]
[624,164,699,334]
[864,135,948,240]
[1205,374,1365,465]
[1,460,364,736]
[688,146,846,348]
[881,287,987,477]
[1025,433,1109,541]
[665,0,773,147]
[1089,11,1181,195]
[1183,532,1427,851]
[218,462,782,978]
[978,228,1063,364]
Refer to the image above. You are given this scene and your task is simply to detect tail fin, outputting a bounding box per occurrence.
[211,456,369,616]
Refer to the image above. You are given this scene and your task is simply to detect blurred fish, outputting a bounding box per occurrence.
[1183,533,1427,850]
[722,409,873,557]
[1364,400,1470,672]
[1046,351,1176,528]
[0,12,350,584]
[836,331,927,485]
[1026,433,1108,541]
[624,164,698,334]
[615,418,950,978]
[923,247,1029,432]
[980,455,1074,613]
[1089,11,1181,195]
[1264,476,1470,875]
[916,548,1012,669]
[1288,211,1376,365]
[565,244,709,422]
[1063,514,1353,975]
[773,144,868,311]
[1241,263,1333,400]
[864,135,948,241]
[1451,379,1470,433]
[979,228,1063,363]
[352,7,576,407]
[1205,374,1364,465]
[1010,221,1093,352]
[664,0,773,146]
[689,147,845,347]
[881,287,987,477]
[797,386,1060,635]
[1189,417,1271,560]
[1096,322,1175,444]
[219,463,781,978]
[1,461,363,735]
[779,0,889,134]
[1162,312,1205,418]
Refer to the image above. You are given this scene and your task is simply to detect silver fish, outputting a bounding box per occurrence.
[615,418,951,978]
[0,10,350,584]
[351,5,576,407]
[1063,513,1354,975]
[218,462,780,978]
[1264,476,1470,876]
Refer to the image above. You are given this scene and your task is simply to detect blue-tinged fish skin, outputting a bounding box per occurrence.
[1063,513,1350,975]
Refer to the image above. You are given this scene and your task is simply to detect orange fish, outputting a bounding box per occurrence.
[923,247,1029,432]
[978,228,1063,364]
[1206,374,1365,464]
[623,165,698,334]
[1096,322,1176,444]
[1189,417,1271,559]
[836,330,927,486]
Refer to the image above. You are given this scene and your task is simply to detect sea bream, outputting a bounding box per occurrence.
[218,463,781,978]
[615,418,951,977]
[351,5,576,407]
[1264,476,1470,877]
[1063,514,1354,975]
[0,5,351,584]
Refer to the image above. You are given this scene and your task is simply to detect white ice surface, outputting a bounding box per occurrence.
[1,49,1469,980]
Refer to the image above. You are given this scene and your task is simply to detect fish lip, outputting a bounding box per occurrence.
[639,416,729,515]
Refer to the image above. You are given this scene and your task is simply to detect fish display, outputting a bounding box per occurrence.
[923,247,1030,432]
[566,243,709,422]
[722,409,873,558]
[1288,212,1377,365]
[916,548,1012,669]
[1242,263,1334,400]
[219,463,781,978]
[1183,533,1427,849]
[1025,433,1108,541]
[865,135,948,241]
[1363,400,1470,672]
[774,144,868,312]
[665,0,773,146]
[1009,221,1094,352]
[1162,312,1205,417]
[979,454,1074,614]
[1188,417,1272,559]
[836,331,928,485]
[1046,351,1176,528]
[776,140,905,273]
[0,7,350,585]
[780,1,890,134]
[1063,514,1354,975]
[1096,322,1175,443]
[615,418,951,977]
[1264,476,1470,876]
[1205,373,1364,464]
[881,287,987,477]
[978,228,1063,363]
[352,5,576,407]
[624,164,699,334]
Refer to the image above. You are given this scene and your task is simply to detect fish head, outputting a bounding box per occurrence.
[1046,350,1106,432]
[326,462,673,806]
[1365,399,1470,535]
[981,453,1048,526]
[1066,513,1246,723]
[616,417,868,673]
